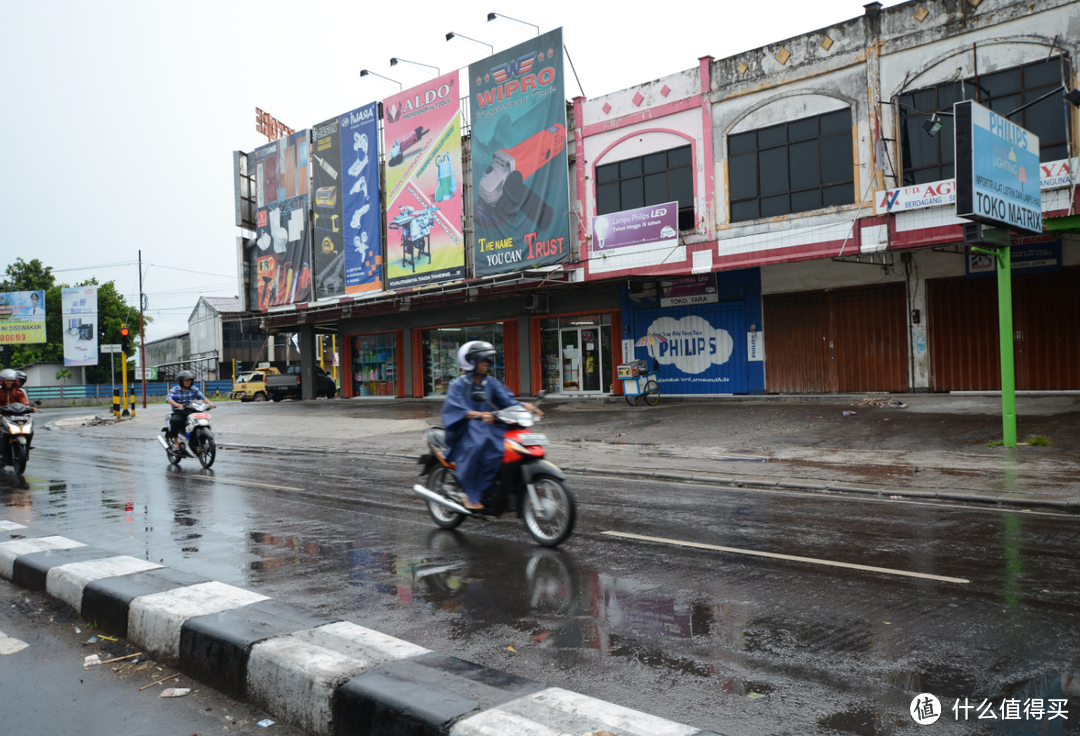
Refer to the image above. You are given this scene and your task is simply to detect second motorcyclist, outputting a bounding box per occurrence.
[441,341,542,511]
[0,369,37,410]
[166,370,215,452]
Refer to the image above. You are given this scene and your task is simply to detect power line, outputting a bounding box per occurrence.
[148,264,236,279]
[51,260,138,273]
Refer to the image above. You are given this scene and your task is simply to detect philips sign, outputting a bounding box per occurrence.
[955,99,1042,235]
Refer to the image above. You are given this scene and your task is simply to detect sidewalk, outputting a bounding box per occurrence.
[62,392,1080,509]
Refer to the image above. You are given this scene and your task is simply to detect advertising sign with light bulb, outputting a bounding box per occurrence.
[590,201,679,274]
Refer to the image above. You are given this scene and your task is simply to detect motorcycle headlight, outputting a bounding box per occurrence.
[9,424,27,435]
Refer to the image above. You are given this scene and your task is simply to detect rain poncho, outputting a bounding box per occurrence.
[442,372,521,504]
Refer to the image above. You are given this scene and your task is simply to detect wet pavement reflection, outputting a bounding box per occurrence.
[3,434,1080,735]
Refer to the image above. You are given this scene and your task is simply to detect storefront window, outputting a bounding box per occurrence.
[422,323,505,396]
[540,314,613,394]
[352,334,398,397]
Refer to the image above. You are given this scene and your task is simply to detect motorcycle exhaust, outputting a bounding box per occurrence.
[413,484,473,516]
[156,436,170,450]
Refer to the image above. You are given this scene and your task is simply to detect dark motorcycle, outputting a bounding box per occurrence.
[156,402,216,469]
[413,391,575,547]
[1,403,36,475]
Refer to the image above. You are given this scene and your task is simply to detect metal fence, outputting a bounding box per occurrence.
[26,380,235,401]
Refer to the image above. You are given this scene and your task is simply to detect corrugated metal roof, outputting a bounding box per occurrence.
[199,297,243,313]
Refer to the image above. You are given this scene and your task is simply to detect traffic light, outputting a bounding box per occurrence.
[120,324,130,354]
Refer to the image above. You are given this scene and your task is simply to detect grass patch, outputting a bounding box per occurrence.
[985,435,1051,447]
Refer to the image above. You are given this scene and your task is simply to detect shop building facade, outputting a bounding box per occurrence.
[254,0,1080,399]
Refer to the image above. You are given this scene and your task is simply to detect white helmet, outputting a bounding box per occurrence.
[457,341,497,371]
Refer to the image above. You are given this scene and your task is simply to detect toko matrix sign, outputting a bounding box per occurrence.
[954,99,1042,235]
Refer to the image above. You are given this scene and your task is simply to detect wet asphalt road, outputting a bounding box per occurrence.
[4,424,1080,735]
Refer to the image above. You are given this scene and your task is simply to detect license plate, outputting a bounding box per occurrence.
[192,413,211,419]
[517,433,548,446]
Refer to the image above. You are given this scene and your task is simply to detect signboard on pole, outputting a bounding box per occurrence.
[0,290,47,345]
[955,99,1042,234]
[62,286,98,366]
[100,344,121,353]
[383,71,465,290]
[469,27,571,276]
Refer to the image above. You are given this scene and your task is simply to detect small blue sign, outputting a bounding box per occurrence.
[967,236,1061,278]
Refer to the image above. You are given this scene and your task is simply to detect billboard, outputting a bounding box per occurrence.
[340,103,383,295]
[590,202,679,275]
[0,291,47,345]
[62,286,98,367]
[469,27,571,276]
[311,115,346,299]
[252,130,312,309]
[955,99,1042,235]
[383,71,465,290]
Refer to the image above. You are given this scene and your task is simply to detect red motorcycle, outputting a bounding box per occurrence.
[413,391,575,547]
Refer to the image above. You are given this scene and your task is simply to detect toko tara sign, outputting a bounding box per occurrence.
[954,99,1042,234]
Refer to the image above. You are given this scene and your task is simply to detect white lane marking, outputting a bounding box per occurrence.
[0,521,27,531]
[0,630,29,655]
[603,531,970,584]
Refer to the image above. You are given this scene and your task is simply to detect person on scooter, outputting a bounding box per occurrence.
[0,369,37,410]
[166,370,215,451]
[442,341,543,511]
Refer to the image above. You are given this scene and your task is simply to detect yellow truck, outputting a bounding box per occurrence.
[230,366,280,402]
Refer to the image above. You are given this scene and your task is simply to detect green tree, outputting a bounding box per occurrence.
[55,366,73,389]
[3,260,150,380]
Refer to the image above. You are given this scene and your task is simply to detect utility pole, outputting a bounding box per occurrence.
[139,250,147,408]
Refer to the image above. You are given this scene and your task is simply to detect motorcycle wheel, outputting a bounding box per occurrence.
[426,466,466,530]
[167,441,182,465]
[196,437,216,469]
[523,475,575,547]
[11,442,27,475]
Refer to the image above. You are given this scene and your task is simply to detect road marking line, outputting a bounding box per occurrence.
[189,476,303,492]
[602,531,970,584]
[0,631,29,655]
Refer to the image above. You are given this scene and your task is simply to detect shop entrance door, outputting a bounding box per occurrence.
[559,327,604,393]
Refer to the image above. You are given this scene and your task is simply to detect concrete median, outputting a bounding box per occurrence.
[0,518,726,736]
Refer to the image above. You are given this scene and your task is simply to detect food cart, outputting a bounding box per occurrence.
[617,359,660,406]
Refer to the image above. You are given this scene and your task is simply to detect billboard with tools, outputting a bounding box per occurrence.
[311,114,346,300]
[340,103,383,295]
[383,71,465,290]
[251,130,312,309]
[311,104,384,298]
[468,27,571,276]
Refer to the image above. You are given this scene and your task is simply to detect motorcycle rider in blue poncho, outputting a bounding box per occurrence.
[442,340,543,511]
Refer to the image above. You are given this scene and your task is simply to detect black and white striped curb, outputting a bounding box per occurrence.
[0,519,725,736]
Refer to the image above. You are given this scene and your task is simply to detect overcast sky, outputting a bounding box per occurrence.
[1,0,902,341]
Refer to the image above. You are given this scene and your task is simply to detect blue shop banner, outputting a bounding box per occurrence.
[633,302,748,394]
[967,234,1061,278]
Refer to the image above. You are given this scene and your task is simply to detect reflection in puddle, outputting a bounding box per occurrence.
[819,706,899,736]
